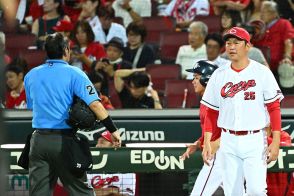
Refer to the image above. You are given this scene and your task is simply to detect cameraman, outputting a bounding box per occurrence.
[24,33,121,196]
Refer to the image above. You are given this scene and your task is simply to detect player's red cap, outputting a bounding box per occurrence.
[223,27,251,43]
[101,130,113,143]
[52,20,74,32]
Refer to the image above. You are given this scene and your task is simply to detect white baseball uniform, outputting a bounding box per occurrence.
[201,59,284,195]
[87,173,136,195]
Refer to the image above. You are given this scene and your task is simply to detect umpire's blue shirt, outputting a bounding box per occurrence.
[24,59,100,129]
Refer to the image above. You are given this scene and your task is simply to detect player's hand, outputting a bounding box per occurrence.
[266,141,280,163]
[180,141,199,160]
[111,130,121,148]
[202,142,212,166]
[210,139,220,156]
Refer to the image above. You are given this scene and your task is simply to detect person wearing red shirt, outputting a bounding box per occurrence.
[253,1,294,76]
[267,129,292,196]
[5,64,26,109]
[71,21,106,73]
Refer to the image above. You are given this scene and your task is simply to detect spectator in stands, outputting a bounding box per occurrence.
[220,10,242,35]
[163,0,209,29]
[176,21,207,79]
[221,23,269,67]
[112,0,152,27]
[114,69,162,109]
[71,21,106,73]
[77,0,102,39]
[93,37,131,95]
[31,0,70,48]
[123,22,156,68]
[253,1,294,77]
[95,7,128,45]
[204,33,230,67]
[211,0,251,16]
[88,72,114,109]
[4,62,27,109]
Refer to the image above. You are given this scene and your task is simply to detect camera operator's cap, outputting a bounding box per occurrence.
[52,20,74,32]
[106,37,124,51]
[101,130,113,143]
[223,27,251,44]
[278,62,294,88]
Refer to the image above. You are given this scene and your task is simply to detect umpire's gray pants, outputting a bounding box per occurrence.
[29,131,95,196]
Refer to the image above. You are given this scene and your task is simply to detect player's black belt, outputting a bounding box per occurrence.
[222,129,261,136]
[35,129,73,135]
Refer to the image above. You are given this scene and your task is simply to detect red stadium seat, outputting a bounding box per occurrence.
[164,79,200,108]
[108,81,122,109]
[159,31,188,63]
[146,64,181,93]
[143,16,174,44]
[6,33,37,58]
[194,15,221,33]
[281,95,294,108]
[20,49,47,70]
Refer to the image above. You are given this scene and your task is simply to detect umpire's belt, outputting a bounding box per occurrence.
[35,129,73,135]
[222,129,260,136]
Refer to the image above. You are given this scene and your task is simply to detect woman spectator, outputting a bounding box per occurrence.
[71,21,106,73]
[4,62,27,109]
[220,10,242,35]
[31,0,70,48]
[77,0,102,37]
[123,22,156,68]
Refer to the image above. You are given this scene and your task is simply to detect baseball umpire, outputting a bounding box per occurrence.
[24,33,121,196]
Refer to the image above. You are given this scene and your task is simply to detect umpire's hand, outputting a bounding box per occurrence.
[111,130,122,148]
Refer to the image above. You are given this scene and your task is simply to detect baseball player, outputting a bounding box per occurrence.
[88,131,136,195]
[267,128,291,196]
[201,27,283,195]
[180,60,224,195]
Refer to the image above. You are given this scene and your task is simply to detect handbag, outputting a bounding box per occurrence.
[62,134,93,178]
[17,133,32,170]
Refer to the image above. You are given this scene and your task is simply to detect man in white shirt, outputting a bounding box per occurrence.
[95,8,128,45]
[176,21,208,79]
[112,0,152,27]
[205,33,230,67]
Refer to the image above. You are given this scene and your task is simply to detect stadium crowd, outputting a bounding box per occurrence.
[0,0,294,195]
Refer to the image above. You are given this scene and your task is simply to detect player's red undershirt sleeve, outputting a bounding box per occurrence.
[266,99,281,132]
[203,107,219,133]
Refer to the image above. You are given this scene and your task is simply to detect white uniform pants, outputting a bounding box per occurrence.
[220,130,267,196]
[190,151,223,196]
